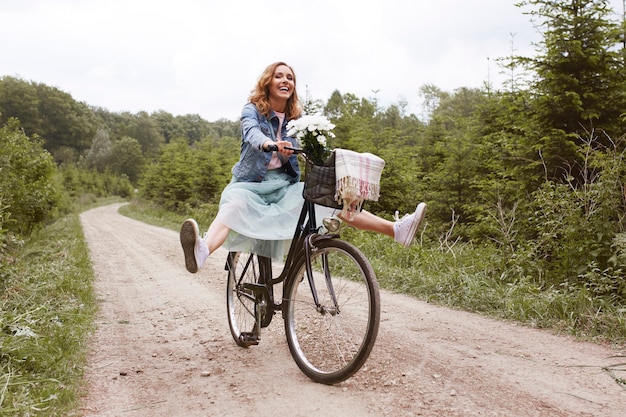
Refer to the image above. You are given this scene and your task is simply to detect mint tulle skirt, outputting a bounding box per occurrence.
[215,170,336,260]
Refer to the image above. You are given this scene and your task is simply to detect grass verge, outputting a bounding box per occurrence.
[0,211,98,416]
[344,227,626,346]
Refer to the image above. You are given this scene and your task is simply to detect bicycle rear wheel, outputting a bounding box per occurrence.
[226,252,272,347]
[283,239,380,384]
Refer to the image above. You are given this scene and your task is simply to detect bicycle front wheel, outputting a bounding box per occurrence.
[283,238,380,384]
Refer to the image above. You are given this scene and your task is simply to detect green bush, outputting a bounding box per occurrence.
[59,164,134,199]
[139,137,237,213]
[515,136,626,298]
[0,118,62,235]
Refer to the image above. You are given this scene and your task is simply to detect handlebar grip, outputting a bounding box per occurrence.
[284,146,303,153]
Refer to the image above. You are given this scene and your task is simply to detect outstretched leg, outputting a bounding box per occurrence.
[341,202,426,247]
[180,218,230,273]
[204,219,231,254]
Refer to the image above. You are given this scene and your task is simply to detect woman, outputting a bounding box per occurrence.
[180,62,426,273]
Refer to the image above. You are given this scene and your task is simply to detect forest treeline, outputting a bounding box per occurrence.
[2,0,626,302]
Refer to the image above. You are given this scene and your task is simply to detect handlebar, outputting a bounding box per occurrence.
[263,144,317,165]
[264,144,303,154]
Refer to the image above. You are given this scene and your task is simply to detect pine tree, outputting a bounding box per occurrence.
[516,0,626,180]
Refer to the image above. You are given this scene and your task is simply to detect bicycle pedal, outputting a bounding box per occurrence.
[239,332,260,345]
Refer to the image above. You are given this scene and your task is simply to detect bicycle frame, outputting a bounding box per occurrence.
[229,147,342,324]
[272,197,340,311]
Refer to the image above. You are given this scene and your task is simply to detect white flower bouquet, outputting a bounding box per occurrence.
[286,114,336,165]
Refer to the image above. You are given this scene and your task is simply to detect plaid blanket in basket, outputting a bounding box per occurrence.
[334,149,385,220]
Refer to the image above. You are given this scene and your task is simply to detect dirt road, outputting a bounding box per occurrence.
[78,203,625,416]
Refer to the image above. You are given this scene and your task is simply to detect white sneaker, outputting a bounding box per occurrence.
[393,203,427,247]
[180,219,209,273]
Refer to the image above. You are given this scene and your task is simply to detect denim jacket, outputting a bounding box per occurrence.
[231,102,301,183]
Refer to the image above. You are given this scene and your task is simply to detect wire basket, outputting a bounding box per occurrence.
[303,152,342,209]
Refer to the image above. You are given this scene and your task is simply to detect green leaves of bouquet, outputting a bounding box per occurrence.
[286,115,336,166]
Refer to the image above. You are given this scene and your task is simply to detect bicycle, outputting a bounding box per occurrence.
[225,146,381,385]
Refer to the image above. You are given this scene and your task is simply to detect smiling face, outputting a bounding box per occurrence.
[268,64,295,111]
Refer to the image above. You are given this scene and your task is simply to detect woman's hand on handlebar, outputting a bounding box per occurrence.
[263,140,300,155]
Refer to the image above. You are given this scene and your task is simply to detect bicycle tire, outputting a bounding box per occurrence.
[226,252,272,347]
[283,238,380,384]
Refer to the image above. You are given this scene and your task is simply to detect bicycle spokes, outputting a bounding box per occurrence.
[284,239,380,384]
[321,253,341,315]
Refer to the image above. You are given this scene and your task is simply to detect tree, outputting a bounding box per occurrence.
[0,118,61,234]
[0,76,42,135]
[324,90,345,119]
[175,114,213,144]
[84,129,113,172]
[0,77,98,161]
[110,136,144,184]
[516,0,626,180]
[123,111,164,158]
[418,84,449,122]
[302,85,324,115]
[140,139,195,211]
[209,118,240,138]
[417,88,490,231]
[35,82,98,157]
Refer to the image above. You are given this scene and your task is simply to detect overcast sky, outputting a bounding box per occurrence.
[2,0,624,121]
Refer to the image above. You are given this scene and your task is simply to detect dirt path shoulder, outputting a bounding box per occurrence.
[78,203,625,416]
